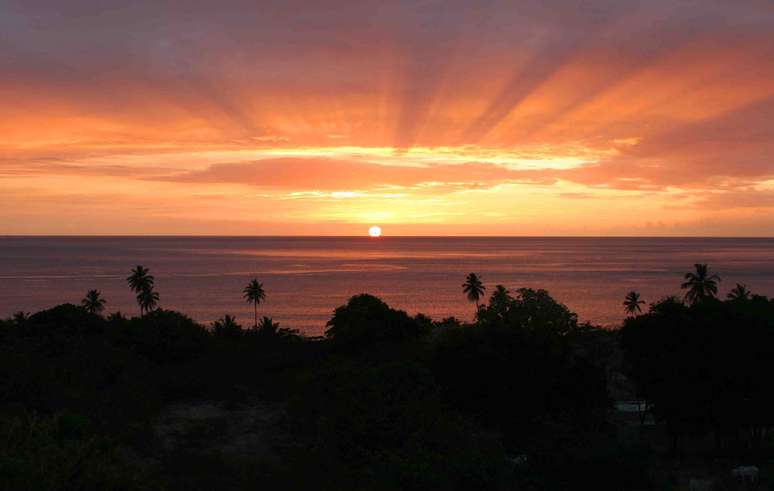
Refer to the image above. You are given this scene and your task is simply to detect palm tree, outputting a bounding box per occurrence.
[243,279,266,327]
[137,288,159,315]
[107,312,126,323]
[649,295,684,315]
[212,314,242,336]
[681,264,720,304]
[127,265,155,315]
[623,291,645,316]
[727,283,751,301]
[127,265,154,294]
[257,316,280,335]
[81,289,106,315]
[213,314,240,329]
[491,285,510,304]
[462,273,486,309]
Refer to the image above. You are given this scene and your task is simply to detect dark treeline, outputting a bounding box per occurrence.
[2,264,774,490]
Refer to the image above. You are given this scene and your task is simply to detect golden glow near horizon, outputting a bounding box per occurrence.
[1,1,774,235]
[369,226,382,238]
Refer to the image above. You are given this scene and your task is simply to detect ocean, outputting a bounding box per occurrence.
[1,236,773,336]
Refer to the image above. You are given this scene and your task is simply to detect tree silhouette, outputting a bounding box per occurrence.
[727,283,751,301]
[243,279,266,327]
[212,314,242,337]
[621,290,774,453]
[325,294,428,348]
[12,311,29,325]
[488,285,511,320]
[462,273,486,310]
[648,295,684,315]
[81,289,106,315]
[491,285,510,305]
[127,265,156,316]
[137,288,159,315]
[623,291,645,316]
[680,264,720,304]
[107,311,126,322]
[477,287,579,335]
[127,265,154,294]
[257,316,280,335]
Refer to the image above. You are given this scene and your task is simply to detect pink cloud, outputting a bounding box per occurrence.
[152,158,555,190]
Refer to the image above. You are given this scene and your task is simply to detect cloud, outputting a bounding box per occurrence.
[551,95,774,191]
[686,189,774,211]
[0,159,172,178]
[152,157,553,191]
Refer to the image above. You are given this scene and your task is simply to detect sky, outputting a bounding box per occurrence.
[1,0,773,236]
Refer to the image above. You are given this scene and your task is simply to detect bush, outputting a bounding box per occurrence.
[288,360,508,490]
[0,412,155,491]
[621,294,774,448]
[23,304,104,339]
[431,286,610,448]
[122,310,210,363]
[325,294,430,350]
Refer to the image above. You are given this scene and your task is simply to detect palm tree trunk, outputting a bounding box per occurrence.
[254,302,257,328]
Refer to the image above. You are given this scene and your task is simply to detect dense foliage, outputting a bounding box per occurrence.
[621,293,774,451]
[3,264,774,489]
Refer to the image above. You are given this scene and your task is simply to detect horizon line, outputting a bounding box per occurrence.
[2,234,774,239]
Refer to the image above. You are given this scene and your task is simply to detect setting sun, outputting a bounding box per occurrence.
[369,226,382,238]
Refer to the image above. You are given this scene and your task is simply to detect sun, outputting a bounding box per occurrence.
[368,225,382,237]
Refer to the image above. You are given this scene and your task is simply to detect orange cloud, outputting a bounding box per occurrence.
[152,158,555,190]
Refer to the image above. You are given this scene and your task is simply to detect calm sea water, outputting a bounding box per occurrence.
[1,237,773,335]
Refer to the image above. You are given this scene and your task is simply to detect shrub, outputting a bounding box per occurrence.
[122,310,210,363]
[0,412,154,491]
[325,294,430,349]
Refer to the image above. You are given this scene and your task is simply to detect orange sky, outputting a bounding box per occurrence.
[2,0,774,235]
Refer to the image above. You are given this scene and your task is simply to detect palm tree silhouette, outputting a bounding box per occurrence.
[243,279,266,327]
[489,284,511,320]
[623,291,645,316]
[81,289,106,315]
[462,273,486,310]
[257,316,280,335]
[137,288,159,315]
[491,285,509,303]
[214,314,240,330]
[127,265,154,293]
[681,264,720,304]
[727,283,751,301]
[127,265,155,316]
[491,284,510,305]
[212,314,242,336]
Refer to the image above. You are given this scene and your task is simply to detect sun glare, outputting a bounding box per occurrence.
[368,225,382,237]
